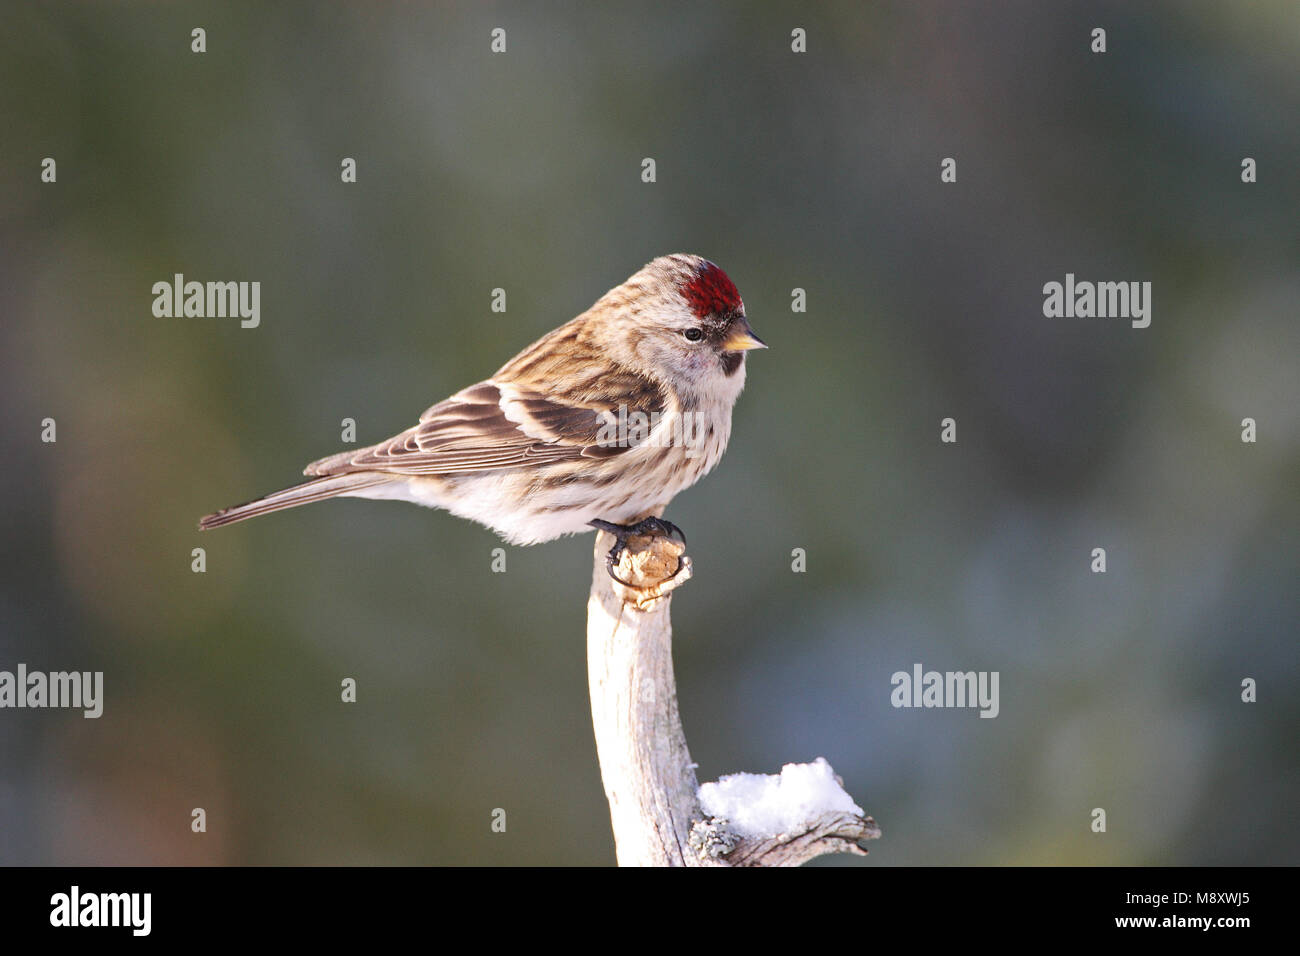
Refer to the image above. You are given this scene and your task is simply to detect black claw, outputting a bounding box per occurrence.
[604,552,636,588]
[629,517,686,547]
[588,517,687,586]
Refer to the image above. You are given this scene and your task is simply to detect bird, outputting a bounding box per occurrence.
[199,254,766,562]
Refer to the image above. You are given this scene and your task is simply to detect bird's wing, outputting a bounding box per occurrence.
[303,373,668,478]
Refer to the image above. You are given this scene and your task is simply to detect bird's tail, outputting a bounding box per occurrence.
[199,473,392,530]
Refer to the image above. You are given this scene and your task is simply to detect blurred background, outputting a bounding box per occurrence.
[1,1,1297,865]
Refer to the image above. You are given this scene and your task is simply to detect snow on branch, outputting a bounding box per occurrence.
[586,528,880,867]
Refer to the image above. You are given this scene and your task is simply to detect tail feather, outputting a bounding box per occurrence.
[199,473,392,530]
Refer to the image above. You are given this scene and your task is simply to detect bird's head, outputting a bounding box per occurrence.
[592,254,766,403]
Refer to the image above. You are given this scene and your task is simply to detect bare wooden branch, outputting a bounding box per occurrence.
[586,529,880,867]
[586,528,701,866]
[693,811,882,867]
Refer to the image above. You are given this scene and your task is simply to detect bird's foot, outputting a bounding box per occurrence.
[588,517,690,598]
[590,517,686,565]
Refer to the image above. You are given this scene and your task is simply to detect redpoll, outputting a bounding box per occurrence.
[199,253,765,547]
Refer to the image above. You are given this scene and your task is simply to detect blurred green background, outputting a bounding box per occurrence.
[1,1,1297,865]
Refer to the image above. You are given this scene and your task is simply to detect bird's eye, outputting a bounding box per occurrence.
[682,328,704,342]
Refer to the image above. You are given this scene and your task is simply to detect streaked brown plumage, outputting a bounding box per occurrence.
[199,254,765,544]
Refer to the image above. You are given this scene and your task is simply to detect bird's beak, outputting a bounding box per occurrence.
[720,317,768,351]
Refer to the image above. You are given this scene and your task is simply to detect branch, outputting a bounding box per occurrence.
[585,529,880,866]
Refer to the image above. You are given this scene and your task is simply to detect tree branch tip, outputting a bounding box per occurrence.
[601,532,692,610]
